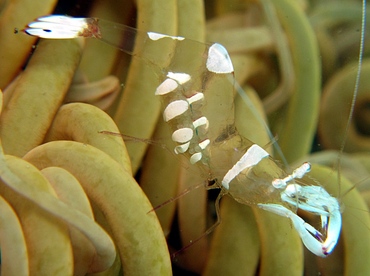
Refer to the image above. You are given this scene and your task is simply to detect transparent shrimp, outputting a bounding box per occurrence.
[22,13,346,259]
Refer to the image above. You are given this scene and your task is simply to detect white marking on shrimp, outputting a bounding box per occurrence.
[24,16,99,39]
[155,78,178,95]
[171,128,193,143]
[192,116,209,130]
[187,92,204,105]
[272,162,311,189]
[198,139,210,150]
[222,144,269,189]
[147,32,185,41]
[163,100,189,121]
[206,43,234,74]
[167,72,191,84]
[174,142,190,154]
[190,152,203,164]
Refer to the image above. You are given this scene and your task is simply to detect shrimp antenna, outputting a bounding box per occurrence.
[337,0,367,197]
[148,182,205,213]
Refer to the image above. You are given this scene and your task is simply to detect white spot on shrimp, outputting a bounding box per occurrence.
[222,144,269,189]
[190,152,203,164]
[167,72,191,84]
[155,78,178,95]
[172,128,194,143]
[147,32,185,41]
[206,43,234,74]
[192,116,209,130]
[174,142,190,154]
[198,139,210,150]
[187,92,204,105]
[163,100,189,122]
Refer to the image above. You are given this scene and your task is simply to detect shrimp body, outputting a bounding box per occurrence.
[24,14,342,257]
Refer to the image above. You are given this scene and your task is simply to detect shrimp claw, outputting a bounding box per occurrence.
[258,182,341,257]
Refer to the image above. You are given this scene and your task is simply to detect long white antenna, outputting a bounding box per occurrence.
[337,0,367,197]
